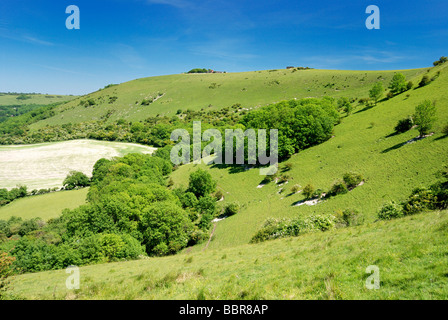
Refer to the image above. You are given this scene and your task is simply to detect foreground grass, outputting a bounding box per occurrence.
[9,209,448,300]
[0,188,88,221]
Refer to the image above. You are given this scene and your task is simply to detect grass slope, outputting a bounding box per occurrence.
[10,209,448,300]
[169,63,448,251]
[30,68,426,129]
[0,188,88,221]
[0,93,77,106]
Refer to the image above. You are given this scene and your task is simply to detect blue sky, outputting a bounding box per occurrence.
[0,0,447,95]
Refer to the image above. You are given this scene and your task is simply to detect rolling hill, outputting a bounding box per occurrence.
[4,63,448,300]
[29,68,427,129]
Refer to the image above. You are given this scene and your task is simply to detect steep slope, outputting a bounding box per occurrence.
[29,68,426,129]
[169,63,448,251]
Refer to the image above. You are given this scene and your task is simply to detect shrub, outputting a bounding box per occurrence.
[290,184,301,194]
[394,117,414,133]
[223,202,239,217]
[278,174,290,184]
[403,188,438,215]
[250,215,334,243]
[0,251,15,298]
[302,184,315,200]
[378,202,404,220]
[335,209,364,227]
[63,171,90,190]
[308,215,335,231]
[406,81,414,91]
[214,190,224,201]
[386,91,394,100]
[342,172,364,189]
[329,180,348,196]
[442,123,448,136]
[419,75,431,87]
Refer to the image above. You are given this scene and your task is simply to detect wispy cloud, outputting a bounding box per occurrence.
[302,49,406,69]
[0,28,54,46]
[189,38,259,61]
[22,35,54,46]
[145,0,191,8]
[35,64,95,77]
[111,44,148,69]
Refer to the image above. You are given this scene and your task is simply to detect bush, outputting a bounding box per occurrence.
[335,209,364,227]
[250,215,335,243]
[378,202,404,220]
[63,171,90,190]
[419,75,431,87]
[406,81,414,91]
[223,202,239,217]
[0,251,15,298]
[214,190,224,201]
[342,172,364,189]
[403,188,438,215]
[442,123,448,136]
[386,91,394,100]
[302,184,315,200]
[290,184,301,194]
[329,180,348,196]
[395,117,414,133]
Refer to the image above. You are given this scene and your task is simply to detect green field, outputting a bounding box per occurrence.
[30,68,426,129]
[0,139,156,190]
[0,188,88,221]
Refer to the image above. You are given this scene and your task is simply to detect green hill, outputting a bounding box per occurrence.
[3,63,448,300]
[10,209,448,299]
[30,68,426,129]
[169,63,448,251]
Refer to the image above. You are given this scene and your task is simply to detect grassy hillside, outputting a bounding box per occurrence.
[10,209,448,300]
[30,68,426,129]
[0,188,88,221]
[0,93,76,106]
[4,64,447,301]
[169,63,448,251]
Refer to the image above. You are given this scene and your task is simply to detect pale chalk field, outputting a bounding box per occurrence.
[0,139,156,190]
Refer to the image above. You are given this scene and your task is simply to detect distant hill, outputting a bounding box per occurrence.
[30,67,427,130]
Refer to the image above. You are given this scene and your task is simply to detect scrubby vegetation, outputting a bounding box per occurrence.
[0,153,223,273]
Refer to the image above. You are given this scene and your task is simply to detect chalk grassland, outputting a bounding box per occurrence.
[0,188,88,221]
[0,139,157,190]
[0,93,77,106]
[169,63,448,252]
[30,68,426,129]
[10,209,448,300]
